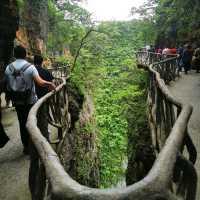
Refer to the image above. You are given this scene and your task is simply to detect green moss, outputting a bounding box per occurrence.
[16,0,24,7]
[47,14,152,187]
[55,55,72,65]
[74,119,100,187]
[16,0,25,14]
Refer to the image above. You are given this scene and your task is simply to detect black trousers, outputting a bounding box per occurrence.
[15,104,33,148]
[183,62,191,73]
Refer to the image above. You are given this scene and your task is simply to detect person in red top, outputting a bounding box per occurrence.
[169,48,177,54]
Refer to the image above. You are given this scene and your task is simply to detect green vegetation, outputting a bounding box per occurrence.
[93,62,148,187]
[16,0,25,14]
[88,22,150,187]
[16,0,200,188]
[156,0,200,45]
[132,0,200,46]
[45,1,154,187]
[69,21,151,186]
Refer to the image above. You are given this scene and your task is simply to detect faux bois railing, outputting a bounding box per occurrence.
[26,54,197,200]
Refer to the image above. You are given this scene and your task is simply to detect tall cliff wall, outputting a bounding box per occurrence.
[0,1,100,187]
[23,0,48,54]
[16,0,48,55]
[0,0,18,75]
[0,0,48,74]
[60,83,100,187]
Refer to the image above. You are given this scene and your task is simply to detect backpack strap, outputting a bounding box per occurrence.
[8,64,15,73]
[21,63,34,91]
[20,63,32,72]
[8,62,31,74]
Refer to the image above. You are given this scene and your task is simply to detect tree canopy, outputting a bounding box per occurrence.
[132,0,200,47]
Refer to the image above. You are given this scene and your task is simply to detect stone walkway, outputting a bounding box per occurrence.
[169,70,200,199]
[0,94,31,200]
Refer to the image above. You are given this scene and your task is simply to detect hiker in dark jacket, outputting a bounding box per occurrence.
[34,55,54,140]
[34,55,54,98]
[182,44,193,74]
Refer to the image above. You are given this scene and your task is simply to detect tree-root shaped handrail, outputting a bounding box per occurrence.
[175,153,197,200]
[26,53,197,200]
[148,62,182,108]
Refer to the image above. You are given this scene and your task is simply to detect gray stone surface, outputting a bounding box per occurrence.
[0,106,31,200]
[168,71,200,198]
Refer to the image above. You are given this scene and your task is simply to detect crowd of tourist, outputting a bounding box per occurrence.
[147,44,200,74]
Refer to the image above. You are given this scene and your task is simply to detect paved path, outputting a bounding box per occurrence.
[0,94,31,200]
[168,71,200,198]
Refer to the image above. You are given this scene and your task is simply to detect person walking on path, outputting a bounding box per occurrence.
[177,45,184,72]
[192,47,200,73]
[34,55,54,98]
[34,55,55,141]
[182,44,193,74]
[4,46,56,154]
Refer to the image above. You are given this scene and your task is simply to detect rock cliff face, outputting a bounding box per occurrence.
[15,0,48,55]
[72,95,100,187]
[0,0,18,75]
[0,1,100,187]
[60,83,100,187]
[22,0,48,54]
[0,0,48,74]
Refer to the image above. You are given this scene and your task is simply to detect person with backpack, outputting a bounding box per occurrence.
[4,46,56,155]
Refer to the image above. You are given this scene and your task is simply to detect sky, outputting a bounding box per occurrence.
[81,0,147,21]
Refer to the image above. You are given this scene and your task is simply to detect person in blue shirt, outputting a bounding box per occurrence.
[5,46,55,154]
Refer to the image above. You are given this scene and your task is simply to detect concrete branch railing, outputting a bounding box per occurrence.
[47,65,69,78]
[26,54,197,200]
